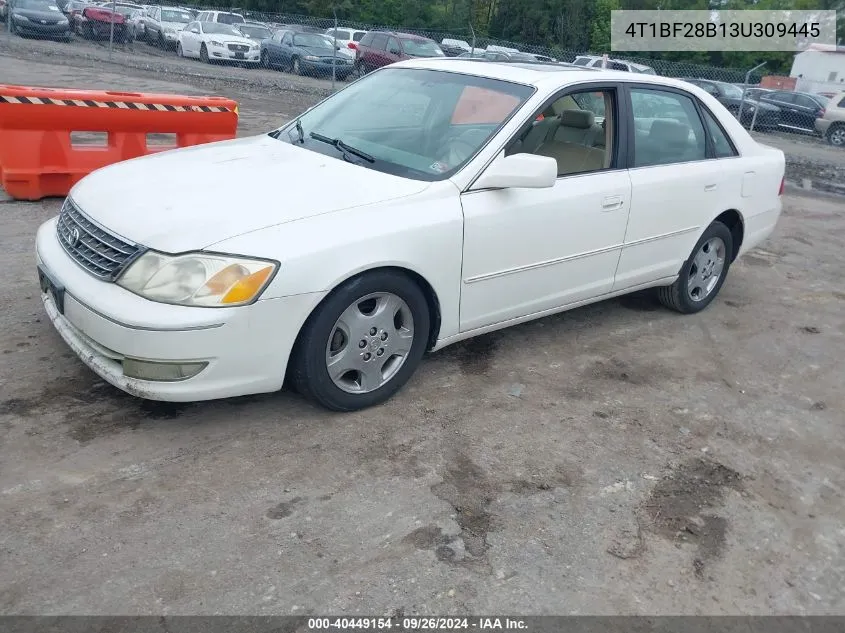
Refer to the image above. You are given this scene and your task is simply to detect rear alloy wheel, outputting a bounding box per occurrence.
[291,270,430,411]
[826,124,845,147]
[657,221,733,314]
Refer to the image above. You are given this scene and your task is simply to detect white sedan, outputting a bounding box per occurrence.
[177,20,259,65]
[35,59,785,411]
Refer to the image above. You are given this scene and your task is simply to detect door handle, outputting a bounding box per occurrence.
[704,184,717,192]
[601,195,624,211]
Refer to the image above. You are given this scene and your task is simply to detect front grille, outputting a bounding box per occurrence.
[56,198,141,281]
[228,44,249,52]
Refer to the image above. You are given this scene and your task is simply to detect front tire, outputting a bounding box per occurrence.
[176,42,183,57]
[261,50,269,68]
[292,56,302,75]
[200,43,209,63]
[657,221,733,314]
[826,123,845,147]
[291,270,430,412]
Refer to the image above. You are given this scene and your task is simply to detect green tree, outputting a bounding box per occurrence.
[590,0,620,52]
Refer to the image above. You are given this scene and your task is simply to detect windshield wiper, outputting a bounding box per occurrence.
[309,132,375,163]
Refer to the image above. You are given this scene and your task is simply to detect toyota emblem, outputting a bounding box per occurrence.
[68,227,81,248]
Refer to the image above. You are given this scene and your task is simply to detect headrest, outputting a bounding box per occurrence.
[649,119,690,145]
[559,109,595,129]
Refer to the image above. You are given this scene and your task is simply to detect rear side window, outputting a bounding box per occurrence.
[572,57,591,66]
[630,88,707,167]
[700,107,737,158]
[352,31,365,41]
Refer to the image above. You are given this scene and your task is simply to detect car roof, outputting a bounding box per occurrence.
[393,58,701,91]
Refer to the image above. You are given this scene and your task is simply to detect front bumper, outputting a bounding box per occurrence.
[36,217,325,402]
[301,59,353,75]
[13,19,70,35]
[815,118,832,135]
[209,45,260,62]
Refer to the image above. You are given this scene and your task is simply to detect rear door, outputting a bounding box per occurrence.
[615,84,742,290]
[386,36,403,63]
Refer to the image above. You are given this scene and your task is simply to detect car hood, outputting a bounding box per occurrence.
[69,135,431,252]
[14,7,66,19]
[207,33,253,45]
[296,45,337,56]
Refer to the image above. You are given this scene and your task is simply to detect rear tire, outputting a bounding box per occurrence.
[291,270,430,412]
[657,221,733,314]
[176,42,183,57]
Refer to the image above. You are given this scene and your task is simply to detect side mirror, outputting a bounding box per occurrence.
[473,153,557,190]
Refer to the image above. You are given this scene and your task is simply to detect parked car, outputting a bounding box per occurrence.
[177,20,259,66]
[144,5,191,48]
[482,50,544,63]
[236,20,271,43]
[683,78,781,130]
[0,0,9,22]
[325,26,367,53]
[440,38,471,57]
[110,2,144,41]
[572,55,655,74]
[6,0,71,39]
[61,0,86,21]
[195,9,244,25]
[815,91,845,146]
[744,88,828,134]
[74,3,130,42]
[354,31,444,75]
[36,61,785,410]
[260,29,354,78]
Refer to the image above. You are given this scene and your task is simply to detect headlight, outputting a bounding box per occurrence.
[118,252,277,307]
[304,55,319,61]
[13,13,29,21]
[209,39,224,46]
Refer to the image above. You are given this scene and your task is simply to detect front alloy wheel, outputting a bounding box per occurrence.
[827,125,845,147]
[291,270,430,411]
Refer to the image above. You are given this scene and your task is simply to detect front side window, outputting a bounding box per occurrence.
[275,68,534,181]
[630,88,707,167]
[509,89,615,176]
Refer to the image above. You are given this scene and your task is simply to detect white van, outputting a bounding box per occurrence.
[196,10,244,25]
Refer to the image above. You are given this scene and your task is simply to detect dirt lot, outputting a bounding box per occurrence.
[1,31,844,616]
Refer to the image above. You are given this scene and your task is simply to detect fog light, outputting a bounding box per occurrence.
[123,358,207,382]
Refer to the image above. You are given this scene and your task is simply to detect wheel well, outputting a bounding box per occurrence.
[292,266,443,360]
[715,209,744,261]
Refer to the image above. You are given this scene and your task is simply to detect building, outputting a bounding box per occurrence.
[791,44,845,95]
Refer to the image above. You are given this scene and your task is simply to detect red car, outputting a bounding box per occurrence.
[354,31,444,75]
[74,4,131,42]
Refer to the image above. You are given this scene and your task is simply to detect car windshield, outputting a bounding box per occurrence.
[721,84,744,99]
[400,38,444,57]
[293,33,332,48]
[238,24,270,39]
[816,95,830,105]
[204,23,243,36]
[276,68,534,182]
[161,9,191,23]
[17,0,59,9]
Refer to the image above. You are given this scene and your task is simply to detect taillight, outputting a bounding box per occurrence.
[819,108,826,117]
[778,176,785,196]
[348,42,357,49]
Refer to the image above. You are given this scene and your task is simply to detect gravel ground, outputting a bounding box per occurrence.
[1,30,845,616]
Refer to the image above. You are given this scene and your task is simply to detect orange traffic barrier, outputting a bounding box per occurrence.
[0,85,239,201]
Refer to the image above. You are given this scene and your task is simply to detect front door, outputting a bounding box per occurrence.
[459,85,632,332]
